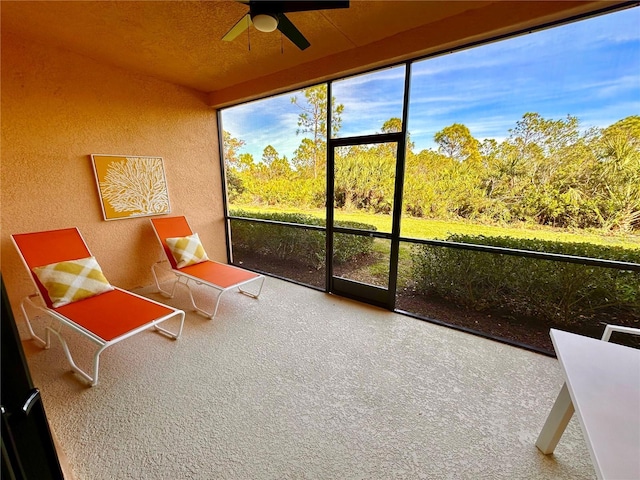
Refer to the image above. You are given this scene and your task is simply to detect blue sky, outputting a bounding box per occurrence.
[221,7,640,161]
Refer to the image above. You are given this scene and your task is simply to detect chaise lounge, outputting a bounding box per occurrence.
[12,227,185,386]
[150,215,264,319]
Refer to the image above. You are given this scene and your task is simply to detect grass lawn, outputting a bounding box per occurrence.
[230,204,640,250]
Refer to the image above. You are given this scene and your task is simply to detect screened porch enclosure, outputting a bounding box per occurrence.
[220,6,640,355]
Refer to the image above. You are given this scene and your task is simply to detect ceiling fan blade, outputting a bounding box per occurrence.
[276,13,310,51]
[222,13,251,41]
[251,1,349,14]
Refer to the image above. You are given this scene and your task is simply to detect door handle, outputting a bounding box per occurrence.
[22,389,40,416]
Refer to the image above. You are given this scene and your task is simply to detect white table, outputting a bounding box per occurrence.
[536,329,640,480]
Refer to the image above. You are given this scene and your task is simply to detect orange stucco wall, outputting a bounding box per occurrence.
[1,32,226,315]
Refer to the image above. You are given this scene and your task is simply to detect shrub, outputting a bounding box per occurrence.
[411,234,640,326]
[229,209,375,268]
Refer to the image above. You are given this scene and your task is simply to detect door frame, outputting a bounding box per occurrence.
[324,71,411,310]
[325,131,407,309]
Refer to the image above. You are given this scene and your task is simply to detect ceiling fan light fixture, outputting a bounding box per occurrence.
[252,14,279,33]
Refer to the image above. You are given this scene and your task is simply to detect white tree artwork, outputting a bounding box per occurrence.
[98,156,170,217]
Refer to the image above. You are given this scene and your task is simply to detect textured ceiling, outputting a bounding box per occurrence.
[1,1,630,107]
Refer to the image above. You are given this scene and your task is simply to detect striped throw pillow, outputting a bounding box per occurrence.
[32,256,114,308]
[166,233,209,268]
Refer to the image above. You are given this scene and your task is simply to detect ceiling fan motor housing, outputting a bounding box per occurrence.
[223,0,350,50]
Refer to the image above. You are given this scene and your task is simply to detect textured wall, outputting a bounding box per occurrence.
[1,32,225,313]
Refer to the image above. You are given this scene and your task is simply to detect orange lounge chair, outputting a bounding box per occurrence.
[12,228,185,386]
[150,216,264,319]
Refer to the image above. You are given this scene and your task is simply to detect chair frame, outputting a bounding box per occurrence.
[12,228,185,386]
[600,324,640,342]
[150,216,264,319]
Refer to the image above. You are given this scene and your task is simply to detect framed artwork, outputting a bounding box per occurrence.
[90,154,171,220]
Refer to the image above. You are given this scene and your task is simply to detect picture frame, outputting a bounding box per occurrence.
[90,154,171,221]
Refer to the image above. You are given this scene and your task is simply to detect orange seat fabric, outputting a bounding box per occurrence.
[55,289,175,342]
[12,228,93,308]
[179,261,259,288]
[151,216,259,287]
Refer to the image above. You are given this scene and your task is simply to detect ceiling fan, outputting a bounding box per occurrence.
[222,1,350,51]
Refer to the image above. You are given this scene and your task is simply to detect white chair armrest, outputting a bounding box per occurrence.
[601,324,640,342]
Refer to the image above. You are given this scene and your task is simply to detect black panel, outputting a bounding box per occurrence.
[1,274,64,480]
[331,277,390,309]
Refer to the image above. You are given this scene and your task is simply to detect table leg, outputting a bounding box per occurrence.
[536,382,575,454]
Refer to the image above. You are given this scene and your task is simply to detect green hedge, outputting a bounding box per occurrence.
[229,209,375,268]
[411,234,640,325]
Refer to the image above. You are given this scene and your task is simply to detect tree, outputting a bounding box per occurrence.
[226,152,254,202]
[292,138,316,174]
[381,117,402,134]
[223,130,246,170]
[291,85,344,178]
[334,145,396,213]
[599,116,640,168]
[592,116,640,231]
[380,117,415,155]
[261,145,279,167]
[257,145,292,181]
[223,131,251,203]
[434,123,481,164]
[403,149,444,217]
